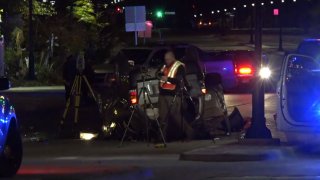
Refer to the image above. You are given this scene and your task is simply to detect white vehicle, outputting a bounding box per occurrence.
[276,54,320,141]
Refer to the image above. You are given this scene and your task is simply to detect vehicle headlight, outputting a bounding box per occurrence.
[259,67,272,79]
[80,132,98,141]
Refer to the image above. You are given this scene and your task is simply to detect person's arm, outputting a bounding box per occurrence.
[167,66,185,85]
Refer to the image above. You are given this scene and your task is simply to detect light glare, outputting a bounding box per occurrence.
[259,67,272,79]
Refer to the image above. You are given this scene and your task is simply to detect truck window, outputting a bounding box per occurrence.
[121,49,152,65]
[185,61,200,75]
[149,49,166,68]
[174,47,187,60]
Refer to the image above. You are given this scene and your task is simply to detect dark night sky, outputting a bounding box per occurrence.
[122,0,263,13]
[103,0,311,28]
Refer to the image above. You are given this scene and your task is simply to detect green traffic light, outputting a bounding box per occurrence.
[156,10,164,18]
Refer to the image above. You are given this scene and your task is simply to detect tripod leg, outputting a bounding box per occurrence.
[146,92,166,146]
[61,76,78,125]
[74,76,82,124]
[82,75,97,102]
[138,88,150,144]
[141,88,150,145]
[120,106,136,147]
[181,95,184,141]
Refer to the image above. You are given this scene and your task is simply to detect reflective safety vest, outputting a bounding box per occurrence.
[160,61,185,90]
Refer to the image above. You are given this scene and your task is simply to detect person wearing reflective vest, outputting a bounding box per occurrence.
[158,50,195,143]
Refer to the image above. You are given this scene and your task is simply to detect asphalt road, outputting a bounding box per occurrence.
[16,138,320,180]
[17,153,320,180]
[11,92,298,180]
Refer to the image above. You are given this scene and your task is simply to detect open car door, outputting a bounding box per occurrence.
[277,54,320,132]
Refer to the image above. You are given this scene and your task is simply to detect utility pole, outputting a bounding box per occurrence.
[28,0,35,80]
[245,0,272,139]
[249,8,254,44]
[278,6,283,51]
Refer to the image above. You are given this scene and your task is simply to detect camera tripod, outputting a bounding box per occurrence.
[60,72,98,136]
[120,75,166,147]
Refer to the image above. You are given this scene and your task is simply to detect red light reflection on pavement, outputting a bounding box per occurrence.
[18,165,137,175]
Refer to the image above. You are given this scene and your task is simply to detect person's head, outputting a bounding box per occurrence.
[164,50,176,66]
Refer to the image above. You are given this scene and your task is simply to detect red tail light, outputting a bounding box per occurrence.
[239,67,252,75]
[129,90,138,105]
[235,66,253,76]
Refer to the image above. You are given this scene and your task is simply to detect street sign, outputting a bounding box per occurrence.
[125,6,146,46]
[273,9,279,16]
[125,6,146,32]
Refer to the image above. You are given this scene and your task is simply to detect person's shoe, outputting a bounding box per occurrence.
[154,143,167,148]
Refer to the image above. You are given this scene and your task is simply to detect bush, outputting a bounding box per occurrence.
[35,62,62,85]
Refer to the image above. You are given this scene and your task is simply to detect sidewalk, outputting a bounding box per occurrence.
[179,137,320,163]
[180,138,288,162]
[4,86,65,93]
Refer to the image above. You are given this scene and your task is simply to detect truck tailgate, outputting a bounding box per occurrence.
[203,60,237,89]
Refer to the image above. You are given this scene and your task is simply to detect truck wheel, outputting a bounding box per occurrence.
[0,122,23,177]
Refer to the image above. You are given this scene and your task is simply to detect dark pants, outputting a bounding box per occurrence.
[158,94,195,141]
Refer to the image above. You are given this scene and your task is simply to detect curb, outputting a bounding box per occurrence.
[180,143,285,162]
[2,86,65,94]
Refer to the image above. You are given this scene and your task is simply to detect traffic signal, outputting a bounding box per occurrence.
[115,7,123,13]
[155,10,164,19]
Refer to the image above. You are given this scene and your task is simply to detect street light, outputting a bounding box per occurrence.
[278,6,284,51]
[249,6,255,44]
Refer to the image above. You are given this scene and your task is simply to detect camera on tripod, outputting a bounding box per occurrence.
[76,52,85,73]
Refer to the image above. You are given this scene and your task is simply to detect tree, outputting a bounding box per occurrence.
[73,0,96,24]
[2,0,124,84]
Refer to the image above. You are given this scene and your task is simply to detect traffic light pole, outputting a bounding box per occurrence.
[245,1,272,139]
[28,0,35,80]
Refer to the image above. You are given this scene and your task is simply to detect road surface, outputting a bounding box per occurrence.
[12,92,300,180]
[9,32,301,179]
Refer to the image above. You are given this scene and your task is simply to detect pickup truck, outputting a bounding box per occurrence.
[203,50,265,90]
[95,47,266,93]
[97,44,228,139]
